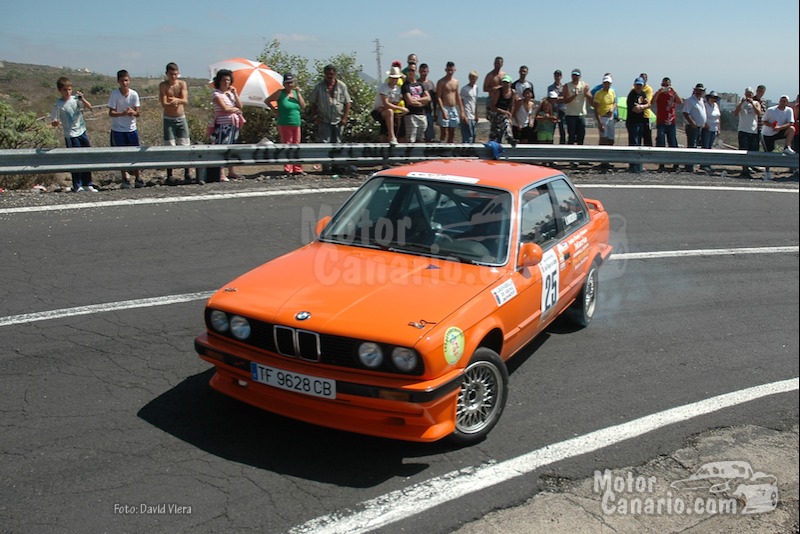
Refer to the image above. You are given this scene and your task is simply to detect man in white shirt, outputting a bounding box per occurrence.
[761,95,796,155]
[459,71,479,143]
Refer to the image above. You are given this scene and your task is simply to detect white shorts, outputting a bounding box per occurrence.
[599,116,615,140]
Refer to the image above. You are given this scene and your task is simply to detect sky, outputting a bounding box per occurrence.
[2,0,798,102]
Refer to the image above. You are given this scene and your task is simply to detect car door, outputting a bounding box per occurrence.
[549,177,591,302]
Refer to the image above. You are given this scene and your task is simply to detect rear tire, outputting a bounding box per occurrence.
[450,348,508,445]
[566,262,599,327]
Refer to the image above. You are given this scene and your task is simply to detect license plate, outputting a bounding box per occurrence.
[250,362,336,399]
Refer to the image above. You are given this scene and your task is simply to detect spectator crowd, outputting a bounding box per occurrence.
[48,54,798,190]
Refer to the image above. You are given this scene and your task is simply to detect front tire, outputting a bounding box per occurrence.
[450,348,508,445]
[566,261,599,327]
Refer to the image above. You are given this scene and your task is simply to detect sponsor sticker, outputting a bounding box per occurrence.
[443,327,465,364]
[492,279,517,306]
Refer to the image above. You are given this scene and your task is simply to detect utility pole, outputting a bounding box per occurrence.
[373,38,382,87]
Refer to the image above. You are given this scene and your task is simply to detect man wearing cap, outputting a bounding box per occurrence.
[638,73,654,146]
[371,66,407,145]
[682,83,708,171]
[651,77,683,171]
[593,74,617,148]
[734,86,762,177]
[547,70,566,144]
[626,77,651,172]
[563,68,593,148]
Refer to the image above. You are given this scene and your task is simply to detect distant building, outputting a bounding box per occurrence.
[718,92,738,112]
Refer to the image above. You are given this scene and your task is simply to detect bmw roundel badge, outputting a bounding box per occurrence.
[295,311,311,321]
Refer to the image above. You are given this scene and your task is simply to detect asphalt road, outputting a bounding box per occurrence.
[1,174,797,533]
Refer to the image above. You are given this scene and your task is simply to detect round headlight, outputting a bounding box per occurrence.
[209,310,229,332]
[392,347,418,372]
[358,342,384,368]
[229,315,251,340]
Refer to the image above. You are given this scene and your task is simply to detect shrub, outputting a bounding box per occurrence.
[0,100,58,149]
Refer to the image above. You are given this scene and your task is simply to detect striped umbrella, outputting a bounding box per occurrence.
[208,58,284,109]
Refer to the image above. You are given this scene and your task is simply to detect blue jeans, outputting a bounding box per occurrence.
[701,128,717,149]
[556,109,567,144]
[318,122,344,144]
[460,119,477,143]
[627,122,647,172]
[565,115,586,145]
[65,132,93,189]
[684,124,702,171]
[424,110,435,141]
[656,124,678,148]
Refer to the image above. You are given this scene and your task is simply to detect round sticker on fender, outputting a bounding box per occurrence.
[539,249,560,314]
[443,327,465,364]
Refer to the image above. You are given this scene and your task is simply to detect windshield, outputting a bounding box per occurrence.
[320,176,512,265]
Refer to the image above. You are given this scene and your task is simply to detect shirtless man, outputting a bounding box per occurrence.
[435,62,463,143]
[482,56,506,119]
[159,62,193,184]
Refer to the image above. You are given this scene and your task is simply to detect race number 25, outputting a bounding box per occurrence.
[539,249,560,313]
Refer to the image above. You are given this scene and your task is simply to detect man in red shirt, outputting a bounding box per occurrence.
[651,77,683,172]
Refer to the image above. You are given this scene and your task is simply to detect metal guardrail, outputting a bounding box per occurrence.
[0,142,797,175]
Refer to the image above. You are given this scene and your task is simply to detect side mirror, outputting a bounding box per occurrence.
[315,216,332,238]
[517,242,543,268]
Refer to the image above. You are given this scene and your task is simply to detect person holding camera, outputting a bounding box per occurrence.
[651,77,683,172]
[50,77,97,192]
[734,87,763,178]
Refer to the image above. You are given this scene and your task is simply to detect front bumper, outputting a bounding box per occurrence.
[195,333,463,442]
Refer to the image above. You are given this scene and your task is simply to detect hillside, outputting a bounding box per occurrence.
[0,59,209,118]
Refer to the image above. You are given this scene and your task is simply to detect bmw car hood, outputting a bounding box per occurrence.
[207,242,503,341]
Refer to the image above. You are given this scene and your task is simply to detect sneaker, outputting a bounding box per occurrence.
[782,146,797,155]
[76,186,85,192]
[86,185,98,192]
[389,137,398,146]
[134,179,145,188]
[220,176,230,182]
[120,180,132,189]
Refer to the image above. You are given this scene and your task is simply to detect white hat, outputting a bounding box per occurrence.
[547,90,558,99]
[602,75,613,83]
[387,66,403,78]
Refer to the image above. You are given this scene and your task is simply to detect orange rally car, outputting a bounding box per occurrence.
[195,159,612,444]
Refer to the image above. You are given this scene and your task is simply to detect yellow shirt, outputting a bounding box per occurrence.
[593,88,617,116]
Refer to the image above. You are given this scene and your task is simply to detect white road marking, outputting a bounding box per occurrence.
[0,292,214,327]
[0,187,358,215]
[289,378,799,534]
[0,246,796,327]
[0,183,795,215]
[612,246,799,260]
[578,184,798,193]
